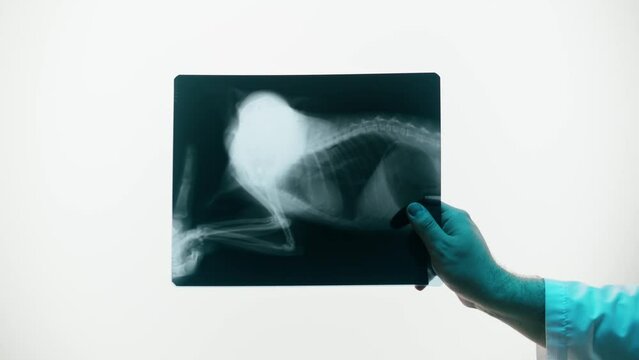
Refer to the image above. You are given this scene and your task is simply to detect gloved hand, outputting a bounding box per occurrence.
[405,201,507,307]
[400,200,545,346]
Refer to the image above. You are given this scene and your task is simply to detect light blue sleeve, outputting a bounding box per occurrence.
[539,279,639,360]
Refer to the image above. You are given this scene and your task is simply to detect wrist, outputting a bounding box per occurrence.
[478,267,545,320]
[463,263,514,311]
[474,268,547,346]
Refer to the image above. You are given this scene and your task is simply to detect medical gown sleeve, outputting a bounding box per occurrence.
[537,279,639,359]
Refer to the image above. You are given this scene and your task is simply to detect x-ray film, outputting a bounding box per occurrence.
[172,73,441,286]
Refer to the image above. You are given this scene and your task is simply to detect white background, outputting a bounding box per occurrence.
[1,1,638,359]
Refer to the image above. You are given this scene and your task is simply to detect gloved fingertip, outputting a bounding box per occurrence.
[406,202,425,217]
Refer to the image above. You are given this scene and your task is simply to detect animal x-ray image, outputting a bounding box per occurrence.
[173,73,441,286]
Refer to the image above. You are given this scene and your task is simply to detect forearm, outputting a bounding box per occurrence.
[471,269,546,347]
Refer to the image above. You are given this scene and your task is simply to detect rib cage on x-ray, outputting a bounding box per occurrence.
[172,90,440,280]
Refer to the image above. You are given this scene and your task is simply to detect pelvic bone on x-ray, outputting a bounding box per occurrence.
[172,91,440,279]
